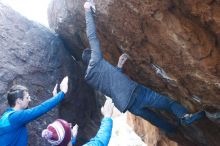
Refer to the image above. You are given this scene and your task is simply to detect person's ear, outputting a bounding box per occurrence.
[16,98,22,105]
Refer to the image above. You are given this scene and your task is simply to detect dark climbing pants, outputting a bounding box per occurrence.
[128,85,188,133]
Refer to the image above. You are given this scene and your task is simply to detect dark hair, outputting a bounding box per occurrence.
[82,48,91,65]
[7,85,28,107]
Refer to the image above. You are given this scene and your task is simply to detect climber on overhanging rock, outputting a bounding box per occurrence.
[82,1,205,134]
[0,77,69,146]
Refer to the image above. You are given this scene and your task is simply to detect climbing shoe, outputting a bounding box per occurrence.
[180,111,205,126]
[205,111,220,122]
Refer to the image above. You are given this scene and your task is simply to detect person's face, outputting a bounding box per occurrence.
[18,91,31,109]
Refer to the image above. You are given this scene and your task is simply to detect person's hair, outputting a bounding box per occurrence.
[82,48,91,65]
[7,85,28,107]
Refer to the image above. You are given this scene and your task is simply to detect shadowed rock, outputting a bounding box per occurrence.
[0,3,102,146]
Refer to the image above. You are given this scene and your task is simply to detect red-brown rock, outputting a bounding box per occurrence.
[48,0,220,145]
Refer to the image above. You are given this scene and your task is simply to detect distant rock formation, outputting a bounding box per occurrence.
[48,0,220,146]
[0,3,102,146]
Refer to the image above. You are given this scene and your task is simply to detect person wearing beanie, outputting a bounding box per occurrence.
[82,1,205,134]
[42,119,75,146]
[42,98,114,146]
[0,76,69,146]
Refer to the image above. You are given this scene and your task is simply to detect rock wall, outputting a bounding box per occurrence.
[0,3,102,146]
[127,113,178,146]
[48,0,220,146]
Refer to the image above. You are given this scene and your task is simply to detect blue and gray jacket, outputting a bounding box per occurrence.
[82,117,113,146]
[0,91,65,146]
[84,10,138,112]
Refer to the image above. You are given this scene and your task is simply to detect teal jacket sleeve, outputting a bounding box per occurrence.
[83,117,113,146]
[71,136,76,145]
[9,91,65,126]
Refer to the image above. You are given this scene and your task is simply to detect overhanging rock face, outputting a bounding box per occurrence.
[48,0,220,146]
[0,3,102,146]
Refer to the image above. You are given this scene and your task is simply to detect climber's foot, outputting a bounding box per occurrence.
[180,111,205,126]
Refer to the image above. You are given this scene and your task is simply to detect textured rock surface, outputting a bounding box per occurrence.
[0,3,102,146]
[127,113,179,146]
[48,0,220,146]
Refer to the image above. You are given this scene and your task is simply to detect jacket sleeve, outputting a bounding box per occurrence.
[71,136,76,145]
[85,10,103,65]
[116,67,123,73]
[83,117,113,146]
[9,91,65,126]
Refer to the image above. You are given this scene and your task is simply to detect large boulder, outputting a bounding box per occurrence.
[0,3,101,146]
[48,0,220,146]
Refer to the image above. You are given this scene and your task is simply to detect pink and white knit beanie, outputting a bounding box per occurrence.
[42,119,72,146]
